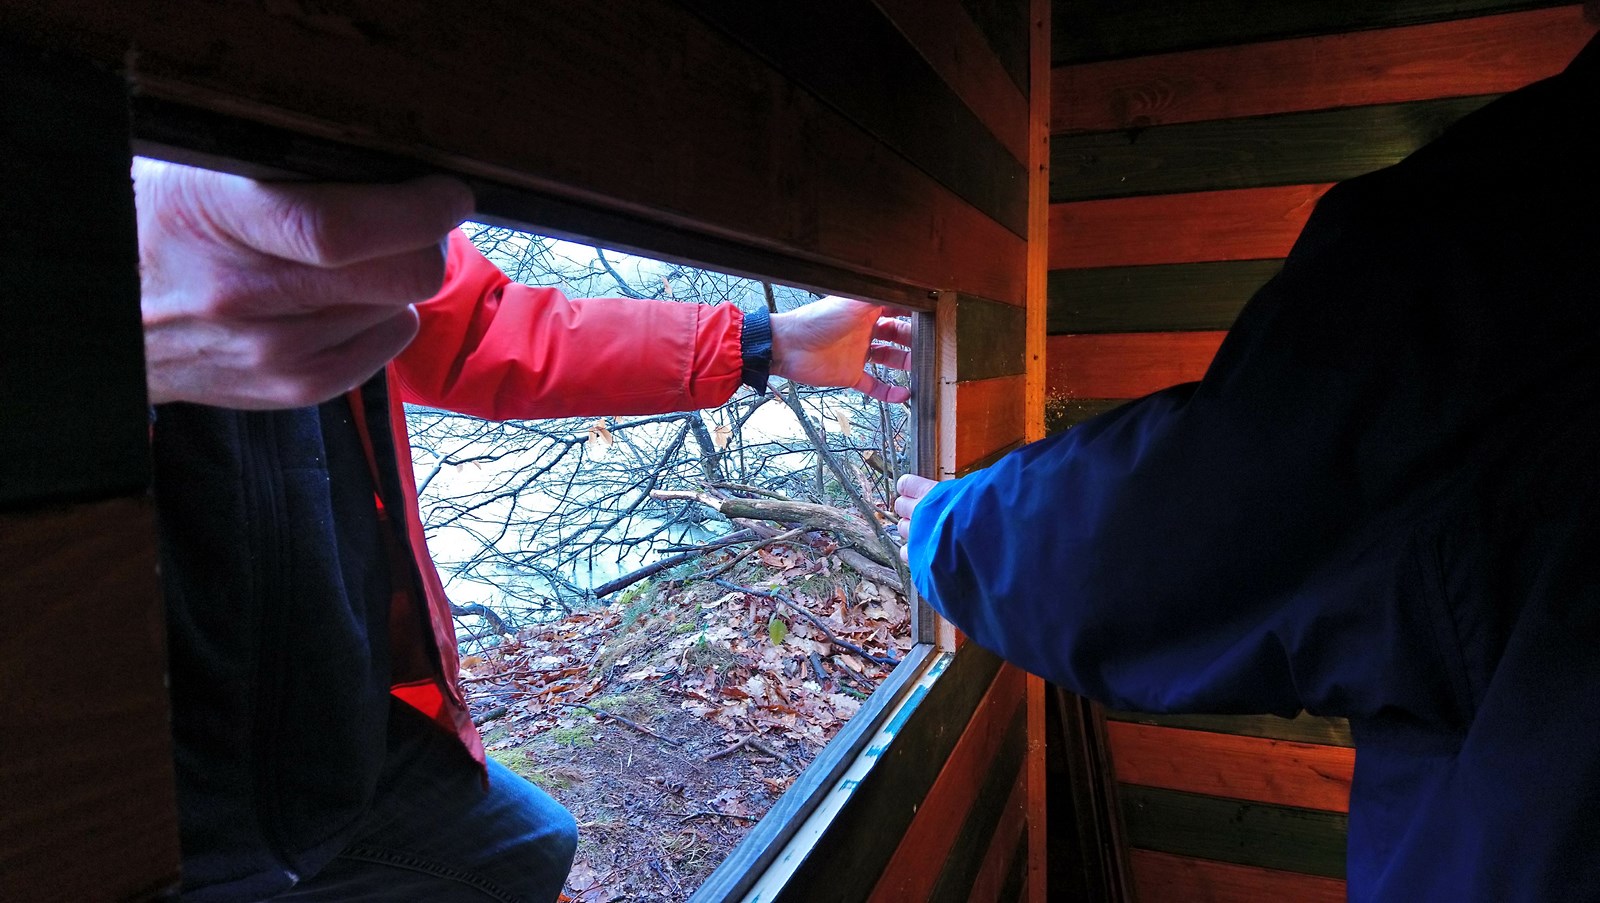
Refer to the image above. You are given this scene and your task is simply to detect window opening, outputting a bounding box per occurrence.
[407,221,928,900]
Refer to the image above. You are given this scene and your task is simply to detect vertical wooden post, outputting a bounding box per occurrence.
[0,40,181,902]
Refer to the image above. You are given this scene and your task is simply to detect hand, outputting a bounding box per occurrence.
[134,158,474,409]
[769,296,912,403]
[893,473,938,563]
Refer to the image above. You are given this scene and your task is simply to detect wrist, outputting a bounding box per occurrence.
[740,307,774,392]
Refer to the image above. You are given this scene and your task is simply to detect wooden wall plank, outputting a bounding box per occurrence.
[1105,710,1354,747]
[1107,722,1355,812]
[1048,260,1280,334]
[684,0,1029,237]
[0,500,180,903]
[869,664,1027,902]
[1024,0,1052,449]
[928,709,1030,902]
[1128,849,1347,903]
[1052,0,1569,64]
[955,755,1030,903]
[1121,786,1348,879]
[958,0,1032,94]
[1,40,148,506]
[1047,332,1223,400]
[1049,184,1328,270]
[5,1,1026,306]
[773,645,1006,900]
[1053,5,1596,133]
[871,0,1031,163]
[957,295,1029,379]
[1045,398,1128,434]
[955,375,1029,470]
[1051,94,1496,202]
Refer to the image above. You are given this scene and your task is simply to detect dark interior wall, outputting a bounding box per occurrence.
[1045,2,1597,899]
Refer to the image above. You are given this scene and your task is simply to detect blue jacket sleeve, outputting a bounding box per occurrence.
[909,122,1600,716]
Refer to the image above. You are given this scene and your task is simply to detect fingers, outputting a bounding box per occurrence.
[873,316,914,349]
[213,173,474,267]
[851,372,912,404]
[896,474,936,504]
[865,343,911,372]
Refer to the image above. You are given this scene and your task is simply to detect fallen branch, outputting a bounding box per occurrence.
[678,809,759,824]
[557,702,684,747]
[712,578,900,667]
[450,602,511,636]
[651,489,894,567]
[835,548,904,593]
[472,705,510,726]
[692,527,807,582]
[707,734,799,772]
[591,528,758,598]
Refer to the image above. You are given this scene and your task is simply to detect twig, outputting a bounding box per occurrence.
[691,527,807,581]
[472,705,510,726]
[679,809,759,824]
[706,734,800,772]
[590,529,757,598]
[831,654,877,692]
[557,702,684,747]
[712,578,900,667]
[808,649,831,687]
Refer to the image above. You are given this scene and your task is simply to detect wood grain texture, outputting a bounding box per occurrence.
[870,0,1031,162]
[928,708,1029,902]
[1049,184,1328,270]
[1051,94,1496,202]
[773,644,1006,900]
[1121,786,1349,878]
[955,375,1029,471]
[1048,260,1281,334]
[1128,849,1347,903]
[1046,332,1224,400]
[957,295,1029,379]
[1052,0,1569,64]
[1053,5,1596,133]
[683,0,1029,237]
[955,751,1030,903]
[0,499,180,903]
[1107,722,1355,812]
[1104,710,1355,747]
[4,0,1026,305]
[869,664,1026,902]
[1,40,148,506]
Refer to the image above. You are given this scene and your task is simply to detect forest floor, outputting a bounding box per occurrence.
[462,536,912,902]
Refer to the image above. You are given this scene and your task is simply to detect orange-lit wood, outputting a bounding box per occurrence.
[1108,722,1354,812]
[868,664,1027,902]
[1129,849,1347,903]
[969,763,1030,903]
[1049,184,1328,270]
[1052,5,1597,133]
[1046,332,1224,400]
[954,374,1028,471]
[872,0,1030,163]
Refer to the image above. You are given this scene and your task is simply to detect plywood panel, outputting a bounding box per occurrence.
[1053,5,1596,132]
[1049,185,1328,270]
[1108,722,1354,812]
[1129,849,1347,903]
[1047,332,1224,400]
[955,375,1029,470]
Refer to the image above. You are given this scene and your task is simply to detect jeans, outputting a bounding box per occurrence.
[273,702,578,902]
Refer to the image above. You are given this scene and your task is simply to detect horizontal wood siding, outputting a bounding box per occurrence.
[1053,5,1595,132]
[5,1,1027,307]
[1128,849,1347,903]
[1040,4,1599,898]
[1106,722,1354,812]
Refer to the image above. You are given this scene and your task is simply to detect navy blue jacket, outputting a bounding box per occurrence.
[910,36,1599,902]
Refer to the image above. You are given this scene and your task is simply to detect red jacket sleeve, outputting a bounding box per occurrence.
[392,230,745,420]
